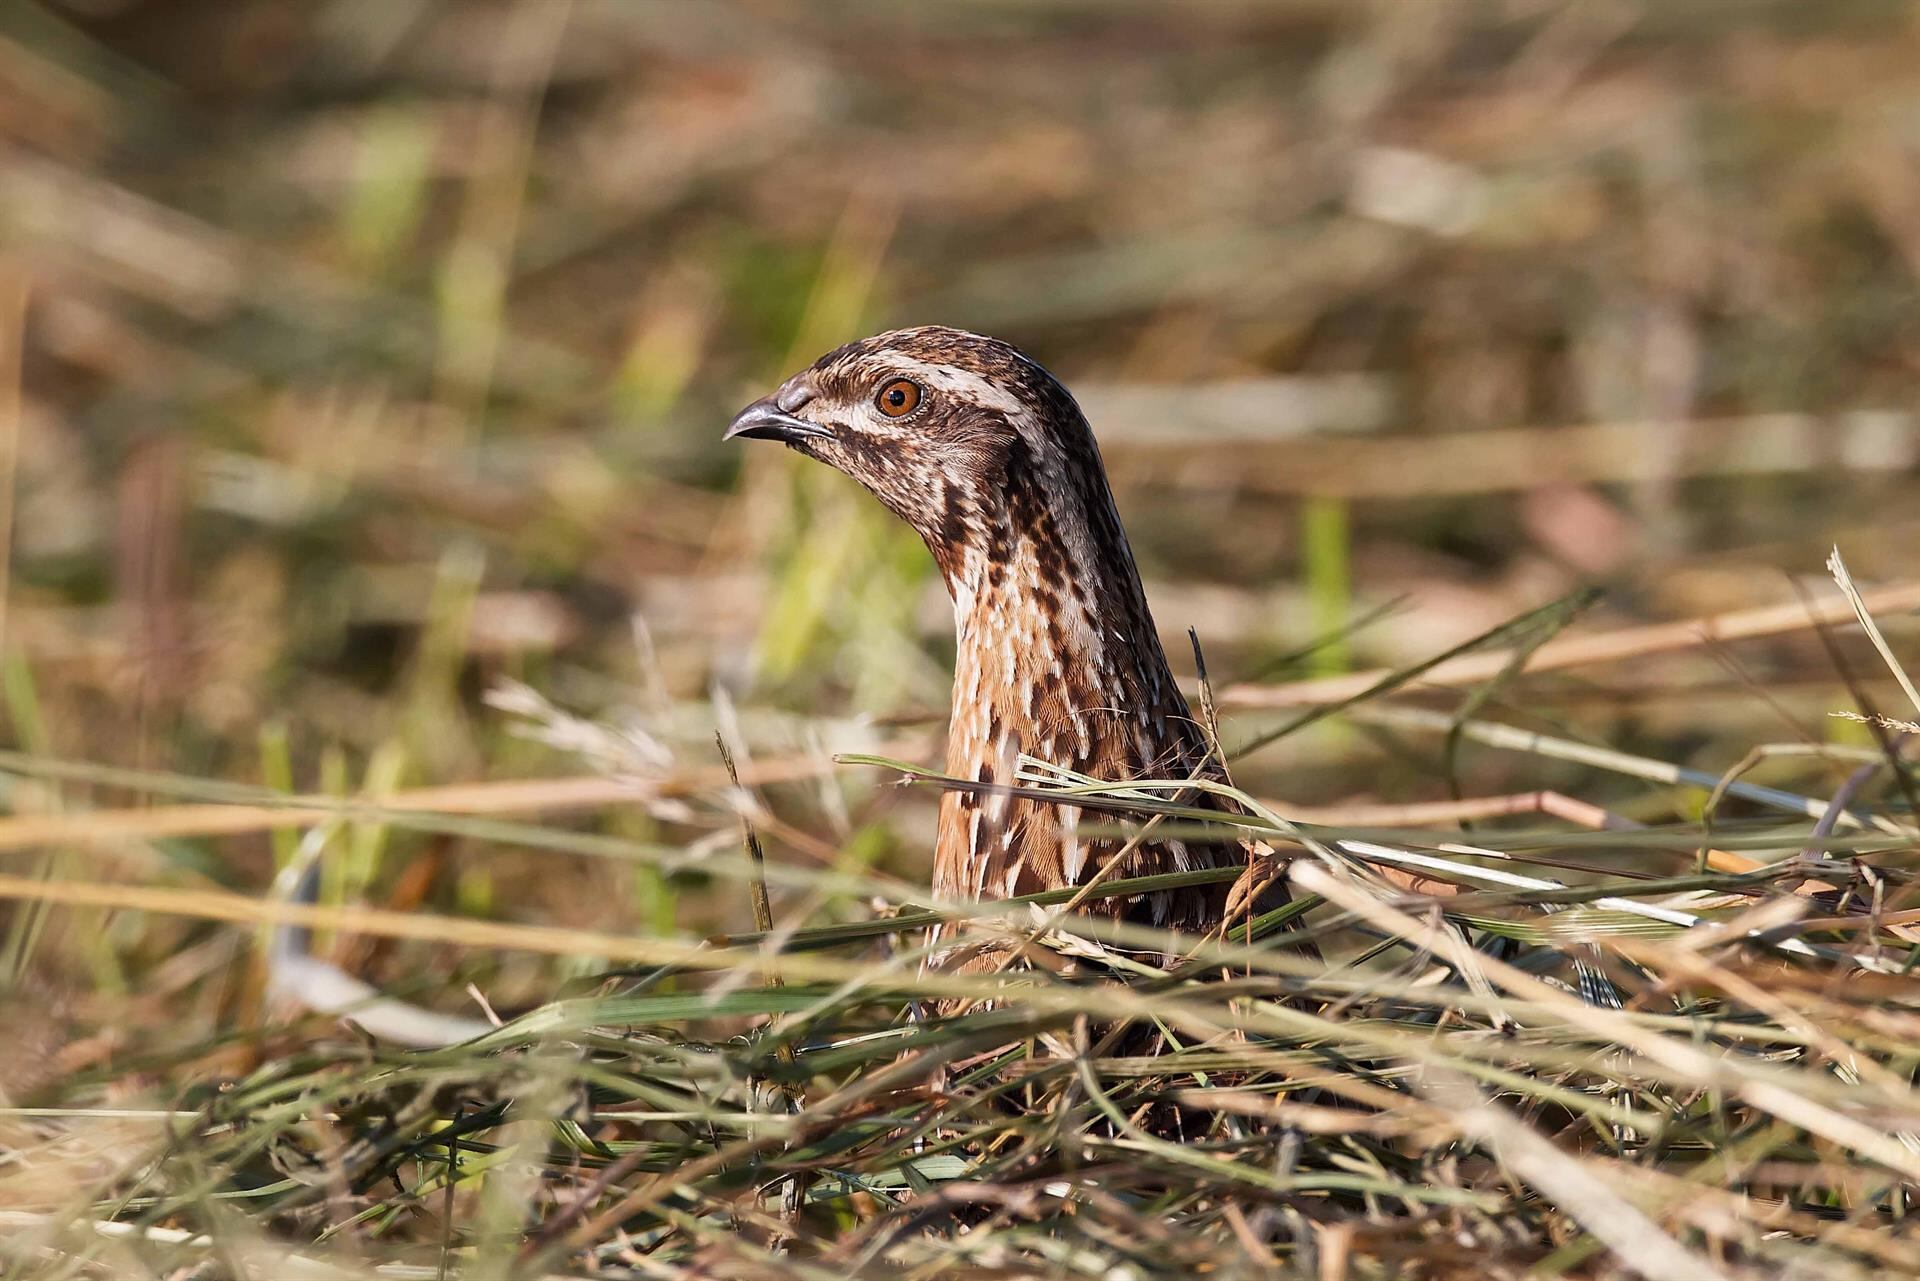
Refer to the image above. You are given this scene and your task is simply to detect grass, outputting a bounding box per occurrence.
[3,595,1920,1277]
[4,0,1920,1276]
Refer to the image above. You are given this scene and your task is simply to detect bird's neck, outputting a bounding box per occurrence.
[939,480,1193,793]
[929,487,1213,905]
[922,435,1232,910]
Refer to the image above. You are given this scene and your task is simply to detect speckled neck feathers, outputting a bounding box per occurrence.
[932,399,1236,929]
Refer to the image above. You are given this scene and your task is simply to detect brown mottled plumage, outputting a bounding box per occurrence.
[727,326,1260,949]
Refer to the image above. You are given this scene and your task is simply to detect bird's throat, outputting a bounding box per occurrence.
[932,517,1207,903]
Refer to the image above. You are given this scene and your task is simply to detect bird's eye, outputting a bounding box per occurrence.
[875,378,923,418]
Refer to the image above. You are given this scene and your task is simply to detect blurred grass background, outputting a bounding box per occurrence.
[1,0,1919,1113]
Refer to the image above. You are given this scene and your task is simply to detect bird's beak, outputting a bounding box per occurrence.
[723,397,834,445]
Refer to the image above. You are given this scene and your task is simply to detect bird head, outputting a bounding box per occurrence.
[724,326,1114,584]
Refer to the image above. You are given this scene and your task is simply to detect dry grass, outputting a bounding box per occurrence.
[1,1,1919,1277]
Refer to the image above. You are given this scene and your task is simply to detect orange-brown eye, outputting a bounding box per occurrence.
[875,378,922,418]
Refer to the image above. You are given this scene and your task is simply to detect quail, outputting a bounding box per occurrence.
[728,327,1280,963]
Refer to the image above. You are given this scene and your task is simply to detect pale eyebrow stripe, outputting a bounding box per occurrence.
[880,355,1029,419]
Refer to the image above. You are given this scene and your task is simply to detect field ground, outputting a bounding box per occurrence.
[2,2,1920,1277]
